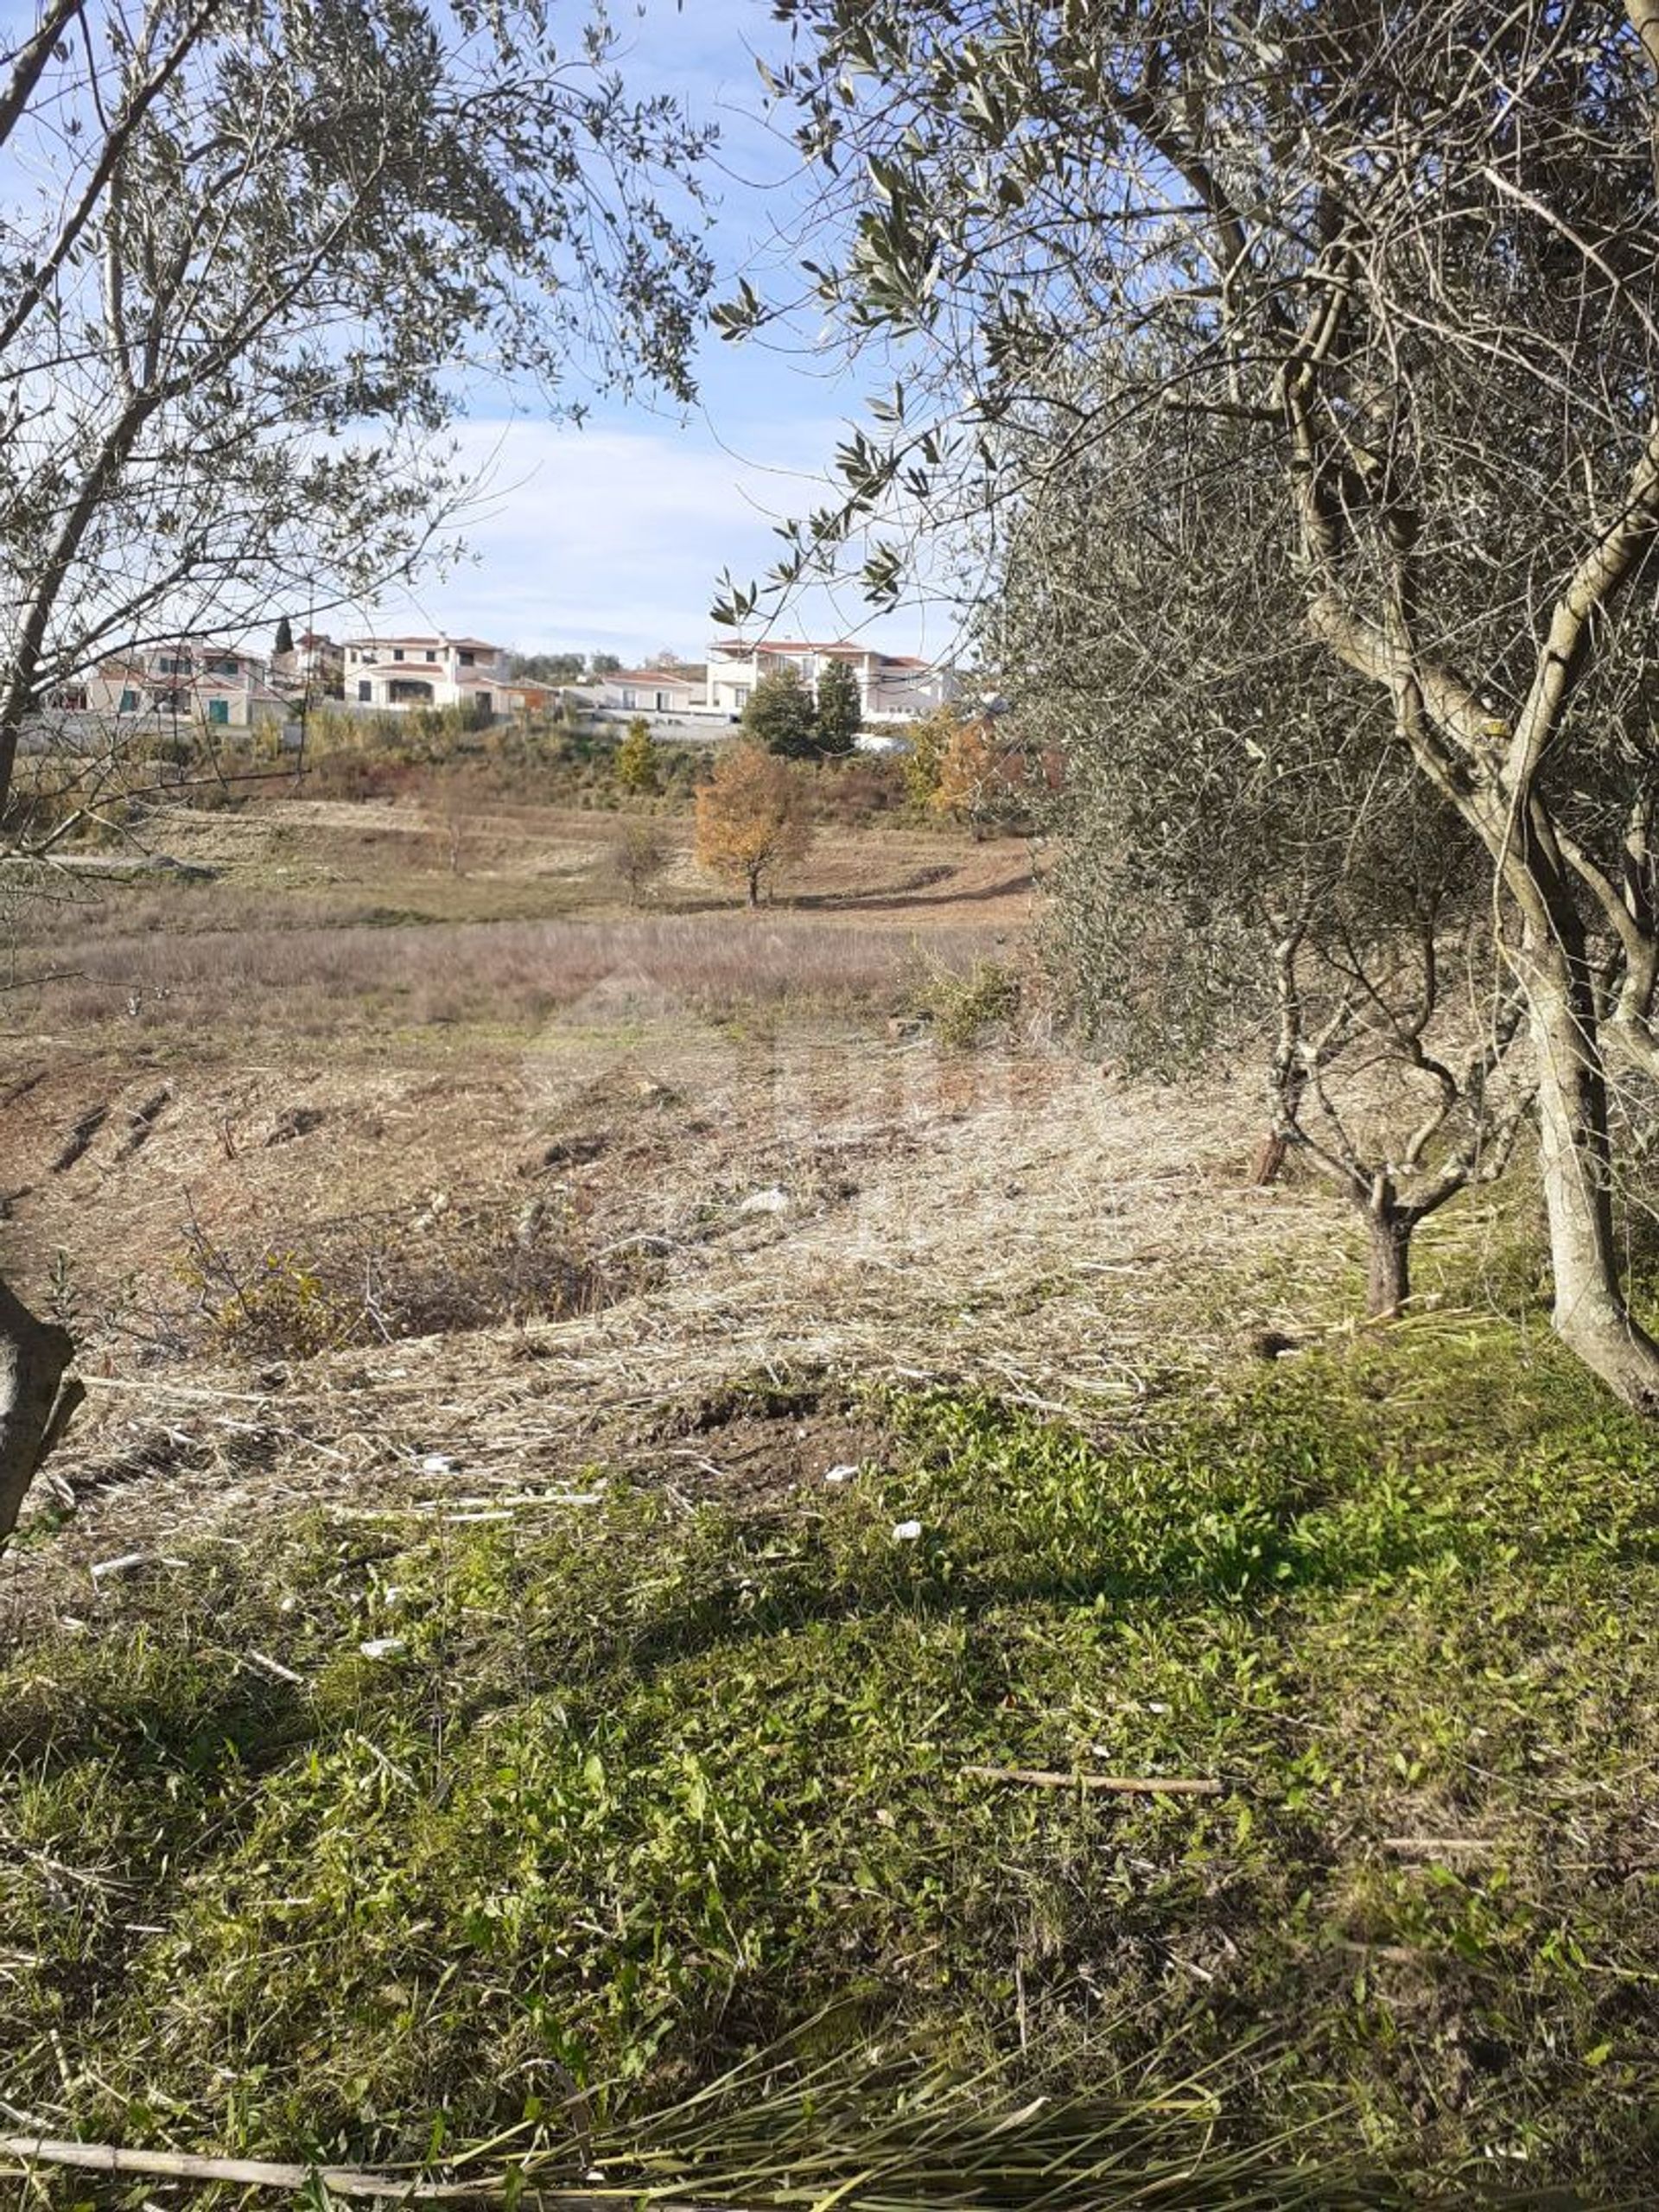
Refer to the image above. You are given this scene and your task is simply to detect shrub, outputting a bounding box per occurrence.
[899,703,958,807]
[917,955,1020,1046]
[177,1243,355,1360]
[172,1206,645,1362]
[812,752,906,823]
[933,715,1027,838]
[612,817,672,904]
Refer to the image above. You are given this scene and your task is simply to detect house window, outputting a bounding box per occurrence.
[459,650,475,667]
[119,688,138,713]
[393,648,404,662]
[207,697,230,726]
[733,685,750,707]
[358,680,372,702]
[211,657,238,677]
[50,686,89,710]
[474,690,492,714]
[621,689,637,709]
[655,692,670,712]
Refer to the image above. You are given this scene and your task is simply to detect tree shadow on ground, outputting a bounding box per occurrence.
[789,864,1033,913]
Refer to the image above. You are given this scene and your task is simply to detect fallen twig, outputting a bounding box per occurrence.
[0,2133,747,2207]
[89,1551,187,1580]
[80,1373,271,1402]
[959,1765,1222,1796]
[1380,1835,1497,1856]
[0,2135,495,2200]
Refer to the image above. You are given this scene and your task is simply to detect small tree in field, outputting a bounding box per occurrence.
[615,715,659,795]
[695,742,812,906]
[424,777,479,876]
[742,664,817,758]
[613,818,671,906]
[815,659,862,755]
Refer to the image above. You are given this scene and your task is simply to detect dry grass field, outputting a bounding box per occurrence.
[0,783,1331,1562]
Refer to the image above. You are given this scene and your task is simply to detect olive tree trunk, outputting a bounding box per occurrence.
[0,1277,80,1544]
[1363,1201,1413,1321]
[1527,951,1659,1411]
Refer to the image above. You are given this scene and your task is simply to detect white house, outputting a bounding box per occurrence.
[704,639,957,723]
[586,666,706,715]
[53,641,287,728]
[340,634,515,714]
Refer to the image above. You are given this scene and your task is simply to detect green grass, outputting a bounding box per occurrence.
[7,1324,1659,2202]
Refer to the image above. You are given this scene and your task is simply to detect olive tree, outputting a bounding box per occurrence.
[1002,397,1532,1319]
[730,0,1659,1409]
[0,0,713,1536]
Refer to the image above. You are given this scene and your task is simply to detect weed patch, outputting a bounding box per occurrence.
[6,1335,1659,2198]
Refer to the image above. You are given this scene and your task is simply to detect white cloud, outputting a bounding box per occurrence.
[365,415,964,664]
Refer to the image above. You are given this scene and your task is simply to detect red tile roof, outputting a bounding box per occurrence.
[340,635,503,653]
[710,639,937,670]
[721,639,865,657]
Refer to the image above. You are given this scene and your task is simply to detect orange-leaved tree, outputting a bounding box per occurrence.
[933,715,1025,840]
[694,741,811,906]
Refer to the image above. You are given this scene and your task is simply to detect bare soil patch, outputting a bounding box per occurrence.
[641,1378,893,1510]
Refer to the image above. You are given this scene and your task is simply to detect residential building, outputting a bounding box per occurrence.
[57,642,286,728]
[588,666,706,715]
[340,633,514,714]
[703,639,957,723]
[271,630,345,696]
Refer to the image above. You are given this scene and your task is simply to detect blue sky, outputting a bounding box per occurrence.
[374,0,959,667]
